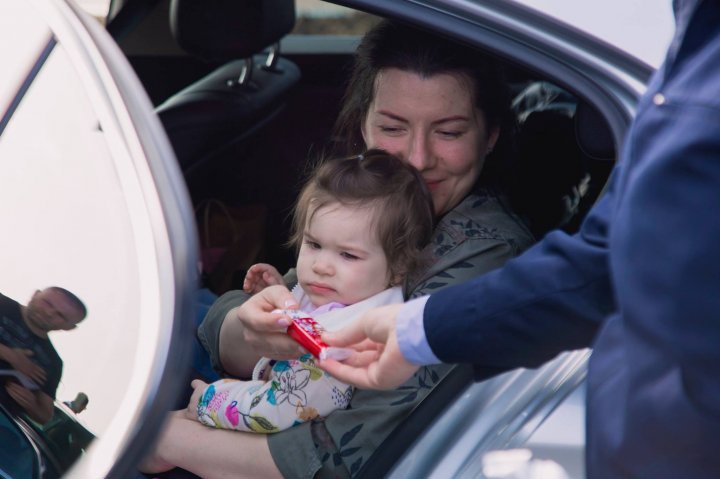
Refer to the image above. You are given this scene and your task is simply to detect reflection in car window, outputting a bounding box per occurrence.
[0,406,38,478]
[0,5,53,123]
[0,34,145,439]
[75,0,110,23]
[293,0,380,35]
[32,404,94,473]
[1,0,194,476]
[0,2,154,475]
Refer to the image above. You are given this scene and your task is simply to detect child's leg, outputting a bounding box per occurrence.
[139,410,282,479]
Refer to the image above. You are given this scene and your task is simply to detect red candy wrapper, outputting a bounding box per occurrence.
[276,309,353,361]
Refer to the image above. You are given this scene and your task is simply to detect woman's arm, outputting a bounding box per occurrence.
[199,286,307,379]
[140,411,283,478]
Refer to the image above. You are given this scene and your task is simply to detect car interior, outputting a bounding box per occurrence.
[103,0,617,476]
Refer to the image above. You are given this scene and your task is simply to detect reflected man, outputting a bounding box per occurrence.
[0,287,86,424]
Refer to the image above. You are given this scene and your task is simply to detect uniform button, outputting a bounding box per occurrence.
[653,93,666,105]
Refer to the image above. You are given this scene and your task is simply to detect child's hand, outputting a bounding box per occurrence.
[185,379,208,422]
[243,263,284,294]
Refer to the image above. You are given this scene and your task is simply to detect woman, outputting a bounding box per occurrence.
[143,20,534,478]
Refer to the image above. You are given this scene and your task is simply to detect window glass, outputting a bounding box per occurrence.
[0,33,143,440]
[0,409,38,478]
[1,1,192,476]
[0,5,51,117]
[293,0,380,35]
[0,2,167,475]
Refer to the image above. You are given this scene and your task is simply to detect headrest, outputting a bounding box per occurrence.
[169,0,296,62]
[512,81,576,122]
[517,108,586,195]
[574,102,615,161]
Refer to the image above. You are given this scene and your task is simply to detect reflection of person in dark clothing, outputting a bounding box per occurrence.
[63,391,89,414]
[42,403,95,471]
[0,287,86,424]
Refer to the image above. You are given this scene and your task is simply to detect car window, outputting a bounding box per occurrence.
[282,0,381,54]
[294,0,380,35]
[0,407,40,479]
[29,405,94,474]
[0,2,194,477]
[0,15,145,439]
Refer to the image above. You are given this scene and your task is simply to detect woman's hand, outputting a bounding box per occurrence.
[236,284,305,357]
[244,263,285,294]
[219,285,305,378]
[320,304,420,390]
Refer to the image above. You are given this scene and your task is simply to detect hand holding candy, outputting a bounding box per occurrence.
[274,309,353,361]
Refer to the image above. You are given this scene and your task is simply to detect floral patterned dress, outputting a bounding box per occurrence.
[195,287,402,433]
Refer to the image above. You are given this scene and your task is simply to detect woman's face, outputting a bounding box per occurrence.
[362,68,499,216]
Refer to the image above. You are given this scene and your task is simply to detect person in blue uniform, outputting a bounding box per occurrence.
[320,1,720,477]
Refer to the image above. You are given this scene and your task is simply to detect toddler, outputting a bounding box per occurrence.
[188,149,434,433]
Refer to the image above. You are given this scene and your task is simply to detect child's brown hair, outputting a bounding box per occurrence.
[289,149,434,285]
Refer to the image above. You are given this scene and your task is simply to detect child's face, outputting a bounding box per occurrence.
[296,202,392,307]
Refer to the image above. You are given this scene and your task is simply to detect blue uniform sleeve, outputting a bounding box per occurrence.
[421,169,620,373]
[396,296,440,365]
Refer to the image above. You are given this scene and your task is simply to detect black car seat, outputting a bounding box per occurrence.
[155,0,301,177]
[510,82,615,238]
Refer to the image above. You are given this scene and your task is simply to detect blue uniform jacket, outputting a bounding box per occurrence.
[423,1,720,477]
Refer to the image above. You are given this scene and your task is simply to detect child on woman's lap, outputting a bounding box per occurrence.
[186,149,434,433]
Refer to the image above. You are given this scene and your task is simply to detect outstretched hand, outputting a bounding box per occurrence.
[319,304,419,390]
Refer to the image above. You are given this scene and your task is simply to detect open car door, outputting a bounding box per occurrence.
[0,1,196,477]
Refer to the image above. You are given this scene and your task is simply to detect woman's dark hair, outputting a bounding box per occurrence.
[331,20,516,188]
[289,149,434,284]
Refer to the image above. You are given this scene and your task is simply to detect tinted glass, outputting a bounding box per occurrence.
[0,408,39,478]
[293,0,380,35]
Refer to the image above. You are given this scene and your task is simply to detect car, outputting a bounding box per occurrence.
[0,0,674,477]
[0,401,94,478]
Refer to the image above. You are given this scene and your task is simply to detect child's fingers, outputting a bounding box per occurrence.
[190,379,208,390]
[262,272,275,285]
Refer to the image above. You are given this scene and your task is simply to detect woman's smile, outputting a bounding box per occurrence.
[362,69,498,216]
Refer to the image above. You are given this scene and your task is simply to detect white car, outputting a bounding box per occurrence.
[0,0,673,477]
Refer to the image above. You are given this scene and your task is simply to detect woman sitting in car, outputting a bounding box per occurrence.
[142,20,534,478]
